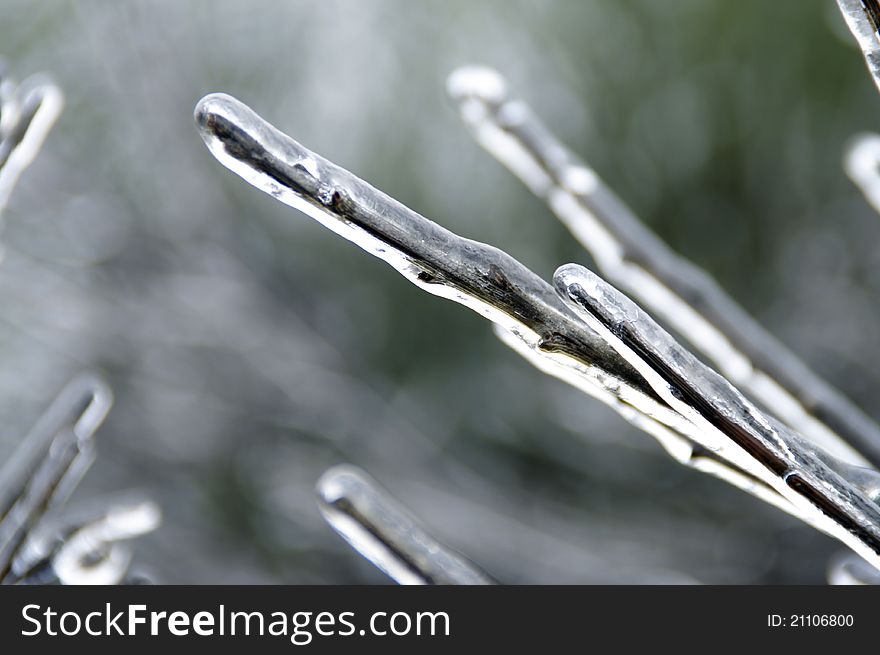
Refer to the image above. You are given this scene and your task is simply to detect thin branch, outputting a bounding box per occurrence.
[447,66,880,469]
[317,464,495,585]
[0,63,63,217]
[10,498,160,585]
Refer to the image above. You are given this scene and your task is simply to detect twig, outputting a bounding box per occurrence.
[0,63,63,217]
[0,374,111,582]
[555,263,880,571]
[10,499,160,585]
[447,66,880,469]
[317,465,495,585]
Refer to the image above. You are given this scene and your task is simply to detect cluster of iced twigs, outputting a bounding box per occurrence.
[194,91,880,583]
[0,62,159,585]
[447,65,880,471]
[0,375,160,584]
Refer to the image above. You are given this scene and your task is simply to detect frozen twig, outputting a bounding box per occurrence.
[837,0,880,94]
[10,498,160,585]
[0,374,111,581]
[447,66,880,469]
[317,465,495,584]
[0,61,63,218]
[555,264,880,571]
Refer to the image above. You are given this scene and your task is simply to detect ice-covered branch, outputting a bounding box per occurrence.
[317,465,495,585]
[0,374,110,582]
[194,93,880,548]
[10,498,160,585]
[194,93,722,464]
[0,374,161,584]
[447,66,880,469]
[0,62,63,217]
[836,0,880,94]
[555,264,880,571]
[195,92,880,569]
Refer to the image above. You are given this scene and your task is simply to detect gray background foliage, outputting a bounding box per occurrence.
[1,0,879,583]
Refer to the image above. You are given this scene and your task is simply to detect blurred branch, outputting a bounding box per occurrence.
[555,264,880,572]
[317,465,495,585]
[0,60,158,585]
[845,132,880,215]
[0,62,63,218]
[0,374,110,581]
[11,498,160,585]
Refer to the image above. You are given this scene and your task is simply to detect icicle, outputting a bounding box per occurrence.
[317,465,495,585]
[448,65,878,469]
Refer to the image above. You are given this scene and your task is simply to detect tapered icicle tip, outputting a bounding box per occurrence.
[193,92,278,163]
[446,65,508,104]
[193,92,247,142]
[554,263,601,296]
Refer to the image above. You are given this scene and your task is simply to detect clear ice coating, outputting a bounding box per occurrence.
[316,464,494,585]
[195,91,880,574]
[554,263,880,571]
[0,63,63,218]
[447,65,880,469]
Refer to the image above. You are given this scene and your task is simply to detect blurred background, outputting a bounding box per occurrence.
[1,0,880,583]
